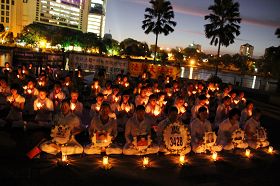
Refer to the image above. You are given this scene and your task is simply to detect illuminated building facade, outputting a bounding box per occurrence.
[0,0,106,37]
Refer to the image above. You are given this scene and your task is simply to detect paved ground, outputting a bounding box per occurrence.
[0,98,279,186]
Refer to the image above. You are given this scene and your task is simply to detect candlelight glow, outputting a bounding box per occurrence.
[234,100,239,104]
[212,152,217,161]
[153,109,161,116]
[96,106,100,111]
[27,89,32,94]
[179,155,185,165]
[103,156,109,166]
[36,102,43,109]
[62,154,68,162]
[70,103,76,111]
[245,149,251,158]
[124,82,129,87]
[23,86,28,90]
[143,157,149,167]
[268,146,273,154]
[125,105,131,112]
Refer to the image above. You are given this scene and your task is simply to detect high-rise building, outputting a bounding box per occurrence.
[0,0,107,37]
[240,43,254,57]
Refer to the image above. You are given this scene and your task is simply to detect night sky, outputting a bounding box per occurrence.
[105,0,280,57]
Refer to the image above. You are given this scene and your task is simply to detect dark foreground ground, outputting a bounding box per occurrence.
[0,100,279,186]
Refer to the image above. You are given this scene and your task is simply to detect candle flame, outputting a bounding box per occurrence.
[143,157,149,167]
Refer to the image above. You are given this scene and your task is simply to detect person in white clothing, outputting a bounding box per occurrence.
[123,105,159,155]
[191,106,222,153]
[214,96,231,129]
[40,101,83,155]
[244,108,269,149]
[29,89,54,128]
[191,95,208,120]
[217,108,248,150]
[240,101,254,129]
[84,102,122,155]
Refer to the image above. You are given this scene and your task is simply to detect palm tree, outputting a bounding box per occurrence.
[204,0,241,76]
[142,0,176,62]
[276,28,280,38]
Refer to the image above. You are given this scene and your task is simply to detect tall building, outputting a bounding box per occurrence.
[240,43,254,57]
[0,0,107,37]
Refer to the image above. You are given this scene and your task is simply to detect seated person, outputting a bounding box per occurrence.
[157,106,191,155]
[240,101,254,129]
[40,101,83,155]
[191,106,222,153]
[84,102,122,155]
[2,84,25,128]
[244,108,269,149]
[28,88,54,128]
[214,96,231,129]
[191,95,208,120]
[49,82,66,113]
[217,108,248,150]
[69,90,83,119]
[123,105,159,155]
[90,93,104,118]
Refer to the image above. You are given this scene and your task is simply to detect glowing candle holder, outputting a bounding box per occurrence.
[102,156,111,169]
[62,154,68,162]
[179,155,185,165]
[27,89,32,94]
[36,102,42,109]
[245,149,251,158]
[70,103,76,111]
[268,146,273,154]
[125,106,131,113]
[212,152,218,161]
[143,157,149,168]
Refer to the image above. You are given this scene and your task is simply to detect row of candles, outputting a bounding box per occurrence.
[60,146,275,168]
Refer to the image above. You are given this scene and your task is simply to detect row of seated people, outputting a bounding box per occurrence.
[40,102,269,156]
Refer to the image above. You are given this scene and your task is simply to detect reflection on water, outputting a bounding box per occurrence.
[180,67,278,92]
[0,52,11,66]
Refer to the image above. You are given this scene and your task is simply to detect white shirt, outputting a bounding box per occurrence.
[217,118,240,145]
[125,114,152,144]
[190,118,212,144]
[88,115,117,138]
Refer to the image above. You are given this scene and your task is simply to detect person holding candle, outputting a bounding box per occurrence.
[90,78,101,97]
[40,100,83,155]
[69,90,83,119]
[123,105,159,155]
[116,91,134,141]
[84,102,122,155]
[214,96,232,129]
[23,80,39,118]
[4,84,26,128]
[191,95,208,120]
[135,87,149,107]
[145,94,162,118]
[240,101,254,129]
[49,82,66,113]
[244,108,269,149]
[217,108,248,150]
[90,93,104,118]
[191,106,222,153]
[29,88,54,128]
[102,81,113,101]
[107,85,120,104]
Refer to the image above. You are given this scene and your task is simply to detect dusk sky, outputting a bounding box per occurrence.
[104,0,280,57]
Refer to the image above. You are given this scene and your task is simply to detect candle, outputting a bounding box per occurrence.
[23,86,28,90]
[114,97,119,102]
[212,152,217,161]
[96,106,100,111]
[206,94,210,99]
[36,102,42,109]
[192,91,197,94]
[268,146,273,154]
[206,100,209,105]
[153,109,160,116]
[234,100,239,104]
[62,154,68,162]
[27,89,32,94]
[180,107,186,114]
[124,82,129,87]
[179,155,185,165]
[17,74,20,78]
[70,103,76,111]
[167,93,172,97]
[38,81,43,86]
[103,156,109,166]
[245,149,251,158]
[124,105,131,113]
[65,82,69,86]
[22,70,26,74]
[143,157,149,167]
